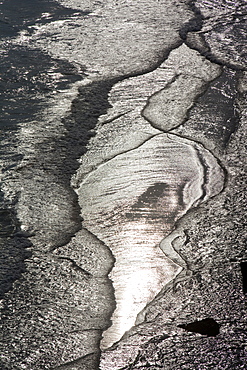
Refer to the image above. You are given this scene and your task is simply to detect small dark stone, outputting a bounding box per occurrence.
[240,261,247,294]
[178,318,220,337]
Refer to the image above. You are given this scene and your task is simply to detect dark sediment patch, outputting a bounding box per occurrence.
[37,79,115,182]
[126,182,187,223]
[134,183,170,206]
[127,183,170,220]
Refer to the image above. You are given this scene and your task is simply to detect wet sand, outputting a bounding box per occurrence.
[0,1,246,369]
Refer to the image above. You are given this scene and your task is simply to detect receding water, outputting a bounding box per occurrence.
[79,132,224,349]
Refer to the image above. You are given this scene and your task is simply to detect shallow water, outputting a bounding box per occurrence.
[0,0,245,369]
[79,133,224,348]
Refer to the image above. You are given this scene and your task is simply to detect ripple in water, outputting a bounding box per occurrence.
[78,133,224,349]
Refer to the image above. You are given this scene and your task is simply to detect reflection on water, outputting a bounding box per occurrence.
[79,133,224,349]
[104,217,180,349]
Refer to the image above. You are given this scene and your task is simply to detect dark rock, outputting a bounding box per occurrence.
[178,318,220,337]
[240,261,247,294]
